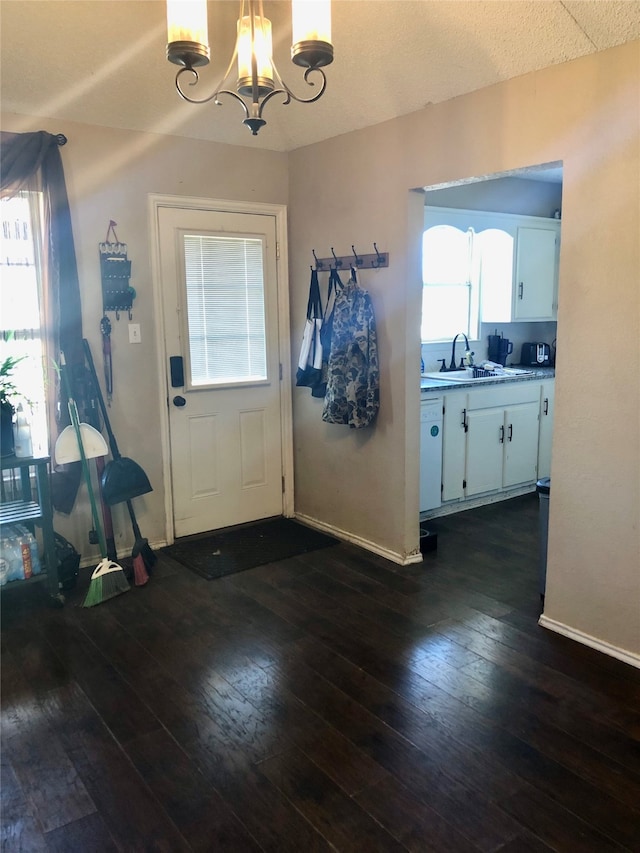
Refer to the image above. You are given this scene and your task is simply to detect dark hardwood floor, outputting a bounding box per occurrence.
[2,493,640,852]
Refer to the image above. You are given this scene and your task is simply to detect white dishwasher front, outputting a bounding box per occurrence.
[420,397,443,512]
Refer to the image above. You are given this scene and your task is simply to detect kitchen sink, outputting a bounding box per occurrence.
[422,368,534,382]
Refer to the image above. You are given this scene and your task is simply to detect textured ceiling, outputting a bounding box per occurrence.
[1,1,639,152]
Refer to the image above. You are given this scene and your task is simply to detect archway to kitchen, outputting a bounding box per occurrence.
[415,164,563,576]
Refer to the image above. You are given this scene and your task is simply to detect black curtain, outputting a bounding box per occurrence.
[0,130,84,511]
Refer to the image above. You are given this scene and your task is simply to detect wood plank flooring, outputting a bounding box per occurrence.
[2,493,639,852]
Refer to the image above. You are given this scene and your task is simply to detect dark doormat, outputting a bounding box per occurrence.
[162,517,339,580]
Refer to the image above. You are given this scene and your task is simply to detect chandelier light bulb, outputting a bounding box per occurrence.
[166,0,210,68]
[237,14,275,97]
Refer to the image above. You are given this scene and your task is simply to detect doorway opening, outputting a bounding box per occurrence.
[417,163,563,553]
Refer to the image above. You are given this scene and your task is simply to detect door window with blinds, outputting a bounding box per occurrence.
[180,232,268,388]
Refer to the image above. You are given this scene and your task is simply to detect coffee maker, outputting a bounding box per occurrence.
[488,332,513,366]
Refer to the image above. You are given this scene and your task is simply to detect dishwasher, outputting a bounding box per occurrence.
[420,397,443,512]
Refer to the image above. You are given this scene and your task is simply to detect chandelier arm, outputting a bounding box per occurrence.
[278,67,328,105]
[175,67,220,105]
[255,87,293,117]
[174,30,241,106]
[213,90,251,119]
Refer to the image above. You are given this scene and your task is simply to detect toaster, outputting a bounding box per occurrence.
[520,342,551,366]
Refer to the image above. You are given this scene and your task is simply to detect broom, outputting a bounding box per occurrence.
[59,355,130,607]
[83,558,131,607]
[127,500,152,586]
[83,338,156,580]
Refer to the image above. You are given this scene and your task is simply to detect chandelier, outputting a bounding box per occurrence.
[166,0,334,136]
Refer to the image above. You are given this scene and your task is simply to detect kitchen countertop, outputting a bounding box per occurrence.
[421,365,555,392]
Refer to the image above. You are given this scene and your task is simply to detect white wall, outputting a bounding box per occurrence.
[288,41,640,659]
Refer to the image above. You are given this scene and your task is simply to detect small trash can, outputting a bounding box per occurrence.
[536,477,551,600]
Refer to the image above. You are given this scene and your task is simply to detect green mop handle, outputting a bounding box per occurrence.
[60,354,107,557]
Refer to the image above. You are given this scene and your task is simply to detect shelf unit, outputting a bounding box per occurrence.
[0,454,63,605]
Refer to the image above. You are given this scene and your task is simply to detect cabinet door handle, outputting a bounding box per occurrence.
[508,423,513,442]
[462,408,468,432]
[518,282,524,300]
[543,397,549,416]
[499,425,505,443]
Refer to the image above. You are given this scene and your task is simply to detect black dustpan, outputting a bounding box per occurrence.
[101,457,152,506]
[82,339,153,506]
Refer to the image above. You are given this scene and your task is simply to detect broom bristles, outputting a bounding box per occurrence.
[132,553,149,586]
[82,575,104,608]
[82,559,130,608]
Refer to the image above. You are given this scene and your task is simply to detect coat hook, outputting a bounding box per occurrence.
[312,248,324,270]
[372,242,384,268]
[351,245,363,267]
[330,247,342,268]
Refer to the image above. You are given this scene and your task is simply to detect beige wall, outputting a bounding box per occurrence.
[289,41,640,658]
[1,114,289,557]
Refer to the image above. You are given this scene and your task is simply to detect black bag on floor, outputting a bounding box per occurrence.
[54,533,80,591]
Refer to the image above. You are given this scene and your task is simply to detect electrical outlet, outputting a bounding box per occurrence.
[128,323,141,344]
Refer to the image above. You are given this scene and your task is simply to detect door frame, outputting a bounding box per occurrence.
[148,193,294,546]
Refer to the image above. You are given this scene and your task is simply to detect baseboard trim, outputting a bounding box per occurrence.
[421,484,535,521]
[79,539,168,570]
[295,512,423,567]
[538,614,640,670]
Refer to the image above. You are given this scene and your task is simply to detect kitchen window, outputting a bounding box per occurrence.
[421,223,480,343]
[421,208,514,343]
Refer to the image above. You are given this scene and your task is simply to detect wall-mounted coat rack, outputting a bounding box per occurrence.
[312,243,389,272]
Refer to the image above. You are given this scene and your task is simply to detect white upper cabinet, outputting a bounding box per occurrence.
[514,226,559,320]
[424,207,560,326]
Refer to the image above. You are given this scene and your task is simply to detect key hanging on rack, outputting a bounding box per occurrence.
[99,220,136,320]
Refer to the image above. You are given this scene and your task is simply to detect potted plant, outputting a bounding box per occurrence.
[0,354,26,457]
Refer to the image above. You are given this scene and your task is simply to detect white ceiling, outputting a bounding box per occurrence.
[1,1,639,153]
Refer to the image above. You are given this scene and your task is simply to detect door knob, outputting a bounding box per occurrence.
[173,395,186,407]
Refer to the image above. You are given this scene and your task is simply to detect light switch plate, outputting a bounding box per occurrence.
[128,323,141,344]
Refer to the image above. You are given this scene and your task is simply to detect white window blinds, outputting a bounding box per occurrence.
[183,234,267,386]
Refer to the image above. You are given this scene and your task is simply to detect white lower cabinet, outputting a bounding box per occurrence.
[503,402,540,487]
[441,391,467,502]
[437,380,551,510]
[537,380,555,479]
[465,402,539,495]
[466,407,504,496]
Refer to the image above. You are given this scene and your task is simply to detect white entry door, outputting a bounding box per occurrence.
[157,205,284,538]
